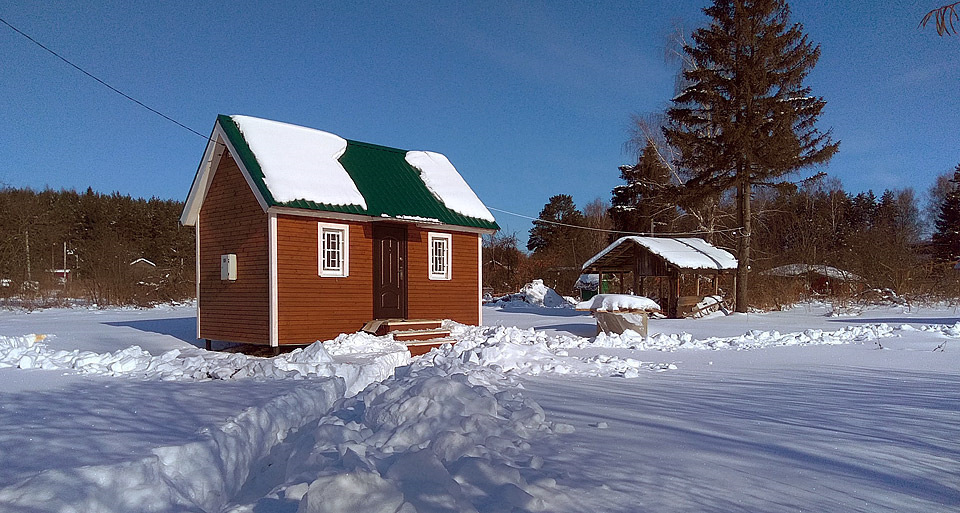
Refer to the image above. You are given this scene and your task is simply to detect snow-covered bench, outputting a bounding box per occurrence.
[576,294,661,337]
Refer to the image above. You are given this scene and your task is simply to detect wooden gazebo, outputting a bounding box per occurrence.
[581,236,738,318]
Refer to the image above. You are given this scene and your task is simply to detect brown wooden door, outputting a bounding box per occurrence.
[373,224,407,319]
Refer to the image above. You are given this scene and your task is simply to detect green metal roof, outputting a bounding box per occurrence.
[217,114,499,231]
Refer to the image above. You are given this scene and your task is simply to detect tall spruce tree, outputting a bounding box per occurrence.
[932,165,960,262]
[664,0,838,312]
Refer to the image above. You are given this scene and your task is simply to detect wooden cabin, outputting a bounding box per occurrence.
[581,236,737,318]
[180,115,499,349]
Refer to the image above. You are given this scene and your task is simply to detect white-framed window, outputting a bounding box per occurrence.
[428,232,452,280]
[318,222,349,277]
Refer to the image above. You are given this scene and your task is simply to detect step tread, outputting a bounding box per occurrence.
[403,337,456,346]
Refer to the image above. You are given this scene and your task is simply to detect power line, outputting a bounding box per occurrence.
[486,206,741,237]
[0,15,209,141]
[1,15,740,241]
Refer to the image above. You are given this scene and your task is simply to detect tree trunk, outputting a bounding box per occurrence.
[736,176,751,313]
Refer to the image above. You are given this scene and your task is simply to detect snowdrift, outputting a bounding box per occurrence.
[488,279,574,309]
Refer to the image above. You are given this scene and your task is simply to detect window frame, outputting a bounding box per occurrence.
[318,222,349,278]
[428,232,452,280]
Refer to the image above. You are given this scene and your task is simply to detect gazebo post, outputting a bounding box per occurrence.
[668,270,680,318]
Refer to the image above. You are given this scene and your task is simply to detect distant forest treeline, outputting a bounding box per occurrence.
[0,187,194,307]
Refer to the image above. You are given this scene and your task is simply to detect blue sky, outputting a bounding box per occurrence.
[1,1,958,240]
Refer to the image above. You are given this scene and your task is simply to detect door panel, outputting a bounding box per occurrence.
[373,224,407,319]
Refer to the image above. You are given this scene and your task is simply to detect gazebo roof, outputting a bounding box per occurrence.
[582,236,738,273]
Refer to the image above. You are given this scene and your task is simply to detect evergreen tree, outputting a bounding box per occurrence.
[932,165,960,262]
[527,194,589,293]
[664,0,839,312]
[611,140,677,235]
[527,195,584,254]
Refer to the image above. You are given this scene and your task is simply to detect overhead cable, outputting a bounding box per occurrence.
[486,206,741,237]
[0,15,209,140]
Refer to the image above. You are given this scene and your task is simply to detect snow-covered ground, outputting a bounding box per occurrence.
[1,301,958,512]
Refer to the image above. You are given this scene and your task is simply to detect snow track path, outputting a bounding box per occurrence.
[0,378,344,512]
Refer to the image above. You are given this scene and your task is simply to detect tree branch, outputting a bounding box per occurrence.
[921,2,960,36]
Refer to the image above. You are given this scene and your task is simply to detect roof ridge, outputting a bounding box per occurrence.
[345,139,409,154]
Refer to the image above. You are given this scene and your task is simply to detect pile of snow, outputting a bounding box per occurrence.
[231,115,367,207]
[0,332,409,395]
[918,321,960,338]
[442,321,908,374]
[490,280,573,309]
[576,293,660,312]
[405,150,496,222]
[0,379,345,513]
[562,323,898,351]
[230,354,571,513]
[444,324,676,378]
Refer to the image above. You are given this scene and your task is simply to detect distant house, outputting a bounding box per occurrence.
[180,115,499,348]
[762,264,864,295]
[48,269,71,284]
[581,236,737,318]
[130,257,156,268]
[129,258,157,273]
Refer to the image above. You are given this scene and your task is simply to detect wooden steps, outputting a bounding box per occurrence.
[361,318,454,356]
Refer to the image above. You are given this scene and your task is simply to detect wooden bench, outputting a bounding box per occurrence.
[576,294,660,337]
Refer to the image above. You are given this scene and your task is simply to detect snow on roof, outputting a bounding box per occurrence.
[763,264,863,282]
[574,274,599,290]
[404,151,496,222]
[582,236,738,271]
[576,293,660,312]
[231,115,367,208]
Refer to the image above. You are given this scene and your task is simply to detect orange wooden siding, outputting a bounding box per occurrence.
[276,215,375,344]
[198,152,270,344]
[406,228,480,325]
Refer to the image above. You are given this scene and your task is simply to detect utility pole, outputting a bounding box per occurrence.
[63,241,67,286]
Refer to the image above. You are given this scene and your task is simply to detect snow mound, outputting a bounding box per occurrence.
[235,354,570,512]
[919,321,960,338]
[443,323,676,378]
[437,321,908,375]
[491,280,573,309]
[548,323,898,351]
[0,332,409,395]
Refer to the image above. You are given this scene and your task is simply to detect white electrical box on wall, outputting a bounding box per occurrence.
[221,254,237,281]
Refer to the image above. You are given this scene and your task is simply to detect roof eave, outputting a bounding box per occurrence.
[180,118,270,226]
